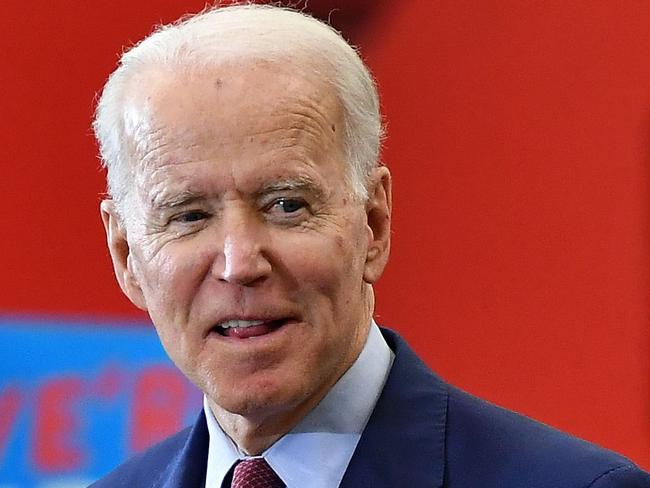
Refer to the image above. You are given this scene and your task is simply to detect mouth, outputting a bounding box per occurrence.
[210,318,290,339]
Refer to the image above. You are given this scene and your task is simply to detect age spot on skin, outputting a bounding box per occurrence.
[214,78,223,88]
[335,234,345,249]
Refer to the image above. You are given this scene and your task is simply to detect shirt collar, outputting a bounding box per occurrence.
[204,321,394,488]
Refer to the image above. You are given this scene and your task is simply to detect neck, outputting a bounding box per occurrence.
[208,393,325,455]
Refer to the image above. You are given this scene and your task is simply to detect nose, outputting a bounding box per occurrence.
[213,211,272,286]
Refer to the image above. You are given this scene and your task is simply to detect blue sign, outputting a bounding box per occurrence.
[0,316,201,487]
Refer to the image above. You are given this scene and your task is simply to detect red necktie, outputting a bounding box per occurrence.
[231,458,285,488]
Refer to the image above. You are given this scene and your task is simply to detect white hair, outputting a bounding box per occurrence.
[93,4,384,211]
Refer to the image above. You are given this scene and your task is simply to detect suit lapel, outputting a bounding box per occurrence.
[157,412,210,488]
[339,328,448,488]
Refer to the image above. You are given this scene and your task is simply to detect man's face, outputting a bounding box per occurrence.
[102,62,390,423]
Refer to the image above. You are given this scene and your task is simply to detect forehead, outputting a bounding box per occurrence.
[122,61,344,172]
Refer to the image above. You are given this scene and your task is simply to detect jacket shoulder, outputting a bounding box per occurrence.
[445,385,650,487]
[89,426,193,488]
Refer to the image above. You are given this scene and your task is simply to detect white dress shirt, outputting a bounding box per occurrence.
[204,321,394,488]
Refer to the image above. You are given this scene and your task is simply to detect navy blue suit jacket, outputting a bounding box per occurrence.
[91,328,650,487]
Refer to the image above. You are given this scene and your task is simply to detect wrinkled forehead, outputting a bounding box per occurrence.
[120,60,345,169]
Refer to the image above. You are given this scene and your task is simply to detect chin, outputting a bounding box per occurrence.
[207,375,310,421]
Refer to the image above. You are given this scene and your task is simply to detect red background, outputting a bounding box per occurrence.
[2,1,648,468]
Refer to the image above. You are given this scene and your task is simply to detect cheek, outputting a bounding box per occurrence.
[136,244,213,315]
[288,229,366,301]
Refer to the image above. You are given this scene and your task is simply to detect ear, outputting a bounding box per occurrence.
[100,200,148,311]
[363,166,392,284]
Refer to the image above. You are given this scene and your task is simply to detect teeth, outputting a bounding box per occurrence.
[219,320,265,329]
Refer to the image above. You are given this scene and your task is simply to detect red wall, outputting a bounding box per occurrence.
[2,1,648,468]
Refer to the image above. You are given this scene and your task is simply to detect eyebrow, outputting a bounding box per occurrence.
[149,174,327,210]
[257,175,326,200]
[150,189,206,211]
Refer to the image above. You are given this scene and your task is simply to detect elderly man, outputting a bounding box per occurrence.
[91,5,649,488]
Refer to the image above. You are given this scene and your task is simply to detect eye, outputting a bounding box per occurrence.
[271,198,307,214]
[174,210,209,223]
